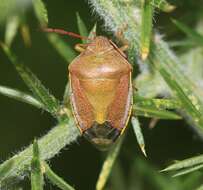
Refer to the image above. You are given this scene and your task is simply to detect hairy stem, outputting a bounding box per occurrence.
[0,120,80,187]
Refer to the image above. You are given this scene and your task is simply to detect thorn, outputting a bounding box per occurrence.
[159,168,167,172]
[140,144,147,157]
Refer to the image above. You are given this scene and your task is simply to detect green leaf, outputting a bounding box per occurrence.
[172,19,203,47]
[133,106,182,120]
[134,95,182,110]
[140,0,154,60]
[196,184,203,190]
[168,40,196,48]
[5,15,20,47]
[172,164,203,177]
[131,117,146,156]
[76,12,88,43]
[161,154,203,172]
[130,158,181,190]
[133,96,182,120]
[32,0,48,26]
[133,105,181,119]
[20,23,32,47]
[47,33,76,63]
[44,163,75,190]
[0,159,14,182]
[96,136,124,190]
[31,140,44,190]
[0,0,28,24]
[0,85,43,109]
[110,162,126,190]
[88,23,97,39]
[63,82,70,108]
[151,0,176,12]
[150,39,203,131]
[1,43,60,117]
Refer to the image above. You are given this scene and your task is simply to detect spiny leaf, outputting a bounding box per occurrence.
[140,0,154,60]
[31,140,44,190]
[0,85,43,109]
[76,12,88,43]
[168,40,196,48]
[172,19,203,47]
[0,159,14,182]
[32,0,48,26]
[1,43,60,117]
[161,154,203,172]
[47,33,76,63]
[151,38,203,132]
[63,82,70,107]
[131,117,146,156]
[133,96,182,119]
[134,95,182,110]
[0,122,80,186]
[133,105,181,119]
[44,163,75,190]
[88,23,97,39]
[96,136,124,190]
[172,164,203,177]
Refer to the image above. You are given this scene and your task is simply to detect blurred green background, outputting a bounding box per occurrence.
[0,0,203,189]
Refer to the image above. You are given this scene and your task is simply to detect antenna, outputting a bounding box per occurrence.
[42,28,90,40]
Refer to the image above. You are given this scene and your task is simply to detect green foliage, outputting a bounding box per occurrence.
[96,136,124,190]
[44,163,75,190]
[31,140,44,190]
[131,117,146,156]
[0,85,43,109]
[47,34,76,64]
[0,0,29,24]
[162,154,203,176]
[140,0,154,60]
[1,43,61,117]
[133,96,182,119]
[172,19,203,47]
[4,16,20,47]
[76,12,88,42]
[32,0,48,26]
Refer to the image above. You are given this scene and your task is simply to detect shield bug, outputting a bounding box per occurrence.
[44,28,133,150]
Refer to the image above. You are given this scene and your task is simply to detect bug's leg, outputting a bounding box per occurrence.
[119,44,129,52]
[115,24,129,52]
[74,44,88,52]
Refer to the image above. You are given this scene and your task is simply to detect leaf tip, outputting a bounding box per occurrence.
[141,47,149,60]
[141,144,147,157]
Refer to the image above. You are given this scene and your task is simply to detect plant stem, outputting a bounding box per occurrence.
[0,121,80,188]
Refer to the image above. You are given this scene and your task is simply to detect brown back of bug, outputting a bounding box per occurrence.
[69,36,132,150]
